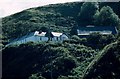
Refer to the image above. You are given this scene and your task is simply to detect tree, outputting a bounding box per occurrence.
[40,27,49,32]
[45,31,53,41]
[71,35,80,41]
[29,74,46,79]
[99,2,120,18]
[87,32,102,49]
[78,2,99,26]
[95,6,120,26]
[70,26,78,35]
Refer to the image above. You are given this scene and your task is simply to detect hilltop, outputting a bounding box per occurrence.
[2,2,82,40]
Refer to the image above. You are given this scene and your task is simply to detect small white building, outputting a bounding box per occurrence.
[7,31,68,46]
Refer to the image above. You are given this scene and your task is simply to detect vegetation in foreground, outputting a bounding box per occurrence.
[2,37,120,79]
[3,41,97,79]
[2,2,120,79]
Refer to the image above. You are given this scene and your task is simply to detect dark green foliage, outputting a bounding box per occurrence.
[70,26,78,35]
[87,33,116,49]
[83,40,120,79]
[2,2,120,44]
[99,2,120,18]
[2,2,82,43]
[45,29,55,41]
[40,27,49,32]
[71,35,80,41]
[2,42,97,79]
[29,74,46,79]
[43,56,77,79]
[78,2,99,26]
[64,33,115,49]
[57,75,78,79]
[95,6,120,26]
[2,2,120,79]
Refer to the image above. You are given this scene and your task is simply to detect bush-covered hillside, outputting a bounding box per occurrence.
[2,38,120,79]
[83,39,120,79]
[2,2,120,79]
[3,42,97,79]
[2,2,83,41]
[2,2,120,44]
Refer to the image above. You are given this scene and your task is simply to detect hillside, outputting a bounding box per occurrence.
[2,42,97,79]
[2,2,120,79]
[2,37,120,79]
[2,2,120,44]
[2,2,83,41]
[83,39,120,79]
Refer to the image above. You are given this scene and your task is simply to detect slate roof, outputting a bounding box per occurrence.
[77,26,118,35]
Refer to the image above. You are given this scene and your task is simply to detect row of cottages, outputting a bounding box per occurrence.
[77,25,118,37]
[7,31,68,46]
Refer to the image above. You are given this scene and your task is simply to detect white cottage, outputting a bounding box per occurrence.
[7,31,68,46]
